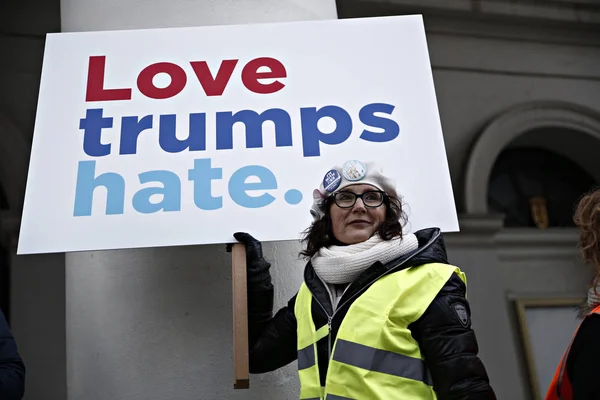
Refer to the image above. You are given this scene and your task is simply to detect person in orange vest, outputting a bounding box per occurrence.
[545,188,600,400]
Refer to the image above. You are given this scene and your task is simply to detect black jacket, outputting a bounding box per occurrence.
[566,313,600,398]
[0,309,25,399]
[247,228,496,399]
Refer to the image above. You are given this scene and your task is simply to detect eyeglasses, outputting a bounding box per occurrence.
[333,191,386,208]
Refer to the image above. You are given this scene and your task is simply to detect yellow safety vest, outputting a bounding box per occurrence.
[294,262,466,400]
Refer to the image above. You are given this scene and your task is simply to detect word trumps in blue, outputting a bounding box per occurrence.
[79,102,400,158]
[73,158,304,216]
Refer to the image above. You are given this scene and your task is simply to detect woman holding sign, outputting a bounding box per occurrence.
[234,160,496,399]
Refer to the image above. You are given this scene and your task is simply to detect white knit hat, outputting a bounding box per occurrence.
[310,160,398,220]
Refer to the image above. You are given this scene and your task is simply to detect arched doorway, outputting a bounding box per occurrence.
[464,101,600,216]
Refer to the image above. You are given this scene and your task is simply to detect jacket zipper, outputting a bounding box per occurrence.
[306,230,440,362]
[327,317,332,360]
[308,281,334,360]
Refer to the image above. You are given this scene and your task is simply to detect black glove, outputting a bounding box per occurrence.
[228,232,272,288]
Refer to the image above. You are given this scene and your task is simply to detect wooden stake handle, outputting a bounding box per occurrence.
[232,243,250,389]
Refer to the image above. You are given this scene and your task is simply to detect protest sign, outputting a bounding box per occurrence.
[17,15,458,255]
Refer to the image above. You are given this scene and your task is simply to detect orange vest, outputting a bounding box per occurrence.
[545,304,600,400]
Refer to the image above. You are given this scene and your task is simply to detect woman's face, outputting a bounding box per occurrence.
[330,184,387,245]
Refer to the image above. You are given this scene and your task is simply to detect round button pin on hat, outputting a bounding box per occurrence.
[323,169,342,192]
[342,160,367,181]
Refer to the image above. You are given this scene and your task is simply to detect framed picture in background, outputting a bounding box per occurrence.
[513,296,584,400]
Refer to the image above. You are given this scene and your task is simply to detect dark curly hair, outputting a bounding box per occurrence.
[573,188,600,315]
[299,193,407,259]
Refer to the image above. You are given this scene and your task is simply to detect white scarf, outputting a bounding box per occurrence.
[311,233,419,285]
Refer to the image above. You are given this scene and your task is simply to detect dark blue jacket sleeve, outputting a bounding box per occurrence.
[0,310,25,399]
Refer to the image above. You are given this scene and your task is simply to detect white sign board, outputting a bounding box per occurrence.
[18,15,458,255]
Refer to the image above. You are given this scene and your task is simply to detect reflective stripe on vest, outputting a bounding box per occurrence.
[544,304,600,400]
[296,282,328,400]
[295,262,466,400]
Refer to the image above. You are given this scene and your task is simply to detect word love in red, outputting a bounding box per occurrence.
[85,55,287,102]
